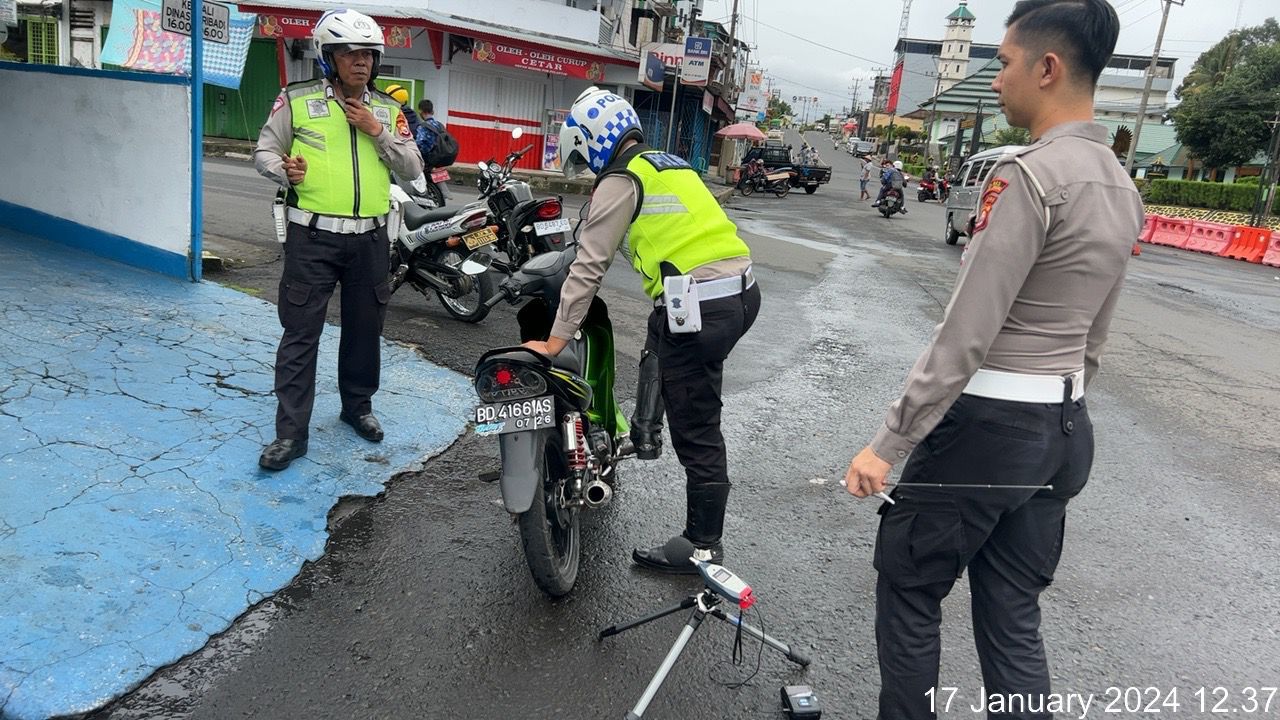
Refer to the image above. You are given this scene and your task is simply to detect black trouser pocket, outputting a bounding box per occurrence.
[373,281,391,305]
[874,498,965,588]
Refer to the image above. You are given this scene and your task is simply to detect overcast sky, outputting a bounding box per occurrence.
[697,0,1277,118]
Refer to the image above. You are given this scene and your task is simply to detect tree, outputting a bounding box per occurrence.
[992,127,1031,146]
[1178,19,1280,98]
[1173,42,1280,173]
[767,95,793,120]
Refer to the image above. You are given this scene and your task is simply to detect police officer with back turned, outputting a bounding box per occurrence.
[253,8,422,471]
[843,2,1142,717]
[521,88,761,573]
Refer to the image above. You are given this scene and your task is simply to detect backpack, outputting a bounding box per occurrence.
[424,123,459,168]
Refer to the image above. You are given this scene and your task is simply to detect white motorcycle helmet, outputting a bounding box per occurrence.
[558,87,644,179]
[313,9,385,80]
[893,160,904,170]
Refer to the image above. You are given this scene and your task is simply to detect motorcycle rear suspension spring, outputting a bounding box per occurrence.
[563,414,587,471]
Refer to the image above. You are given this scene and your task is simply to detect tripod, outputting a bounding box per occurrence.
[598,588,811,719]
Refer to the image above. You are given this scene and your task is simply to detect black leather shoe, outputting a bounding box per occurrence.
[340,411,384,443]
[259,438,307,471]
[632,535,723,575]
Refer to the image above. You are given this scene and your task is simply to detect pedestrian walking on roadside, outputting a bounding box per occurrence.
[859,158,872,201]
[843,1,1143,717]
[252,8,422,471]
[521,87,761,574]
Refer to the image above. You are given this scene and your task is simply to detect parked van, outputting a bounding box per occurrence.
[943,145,1026,245]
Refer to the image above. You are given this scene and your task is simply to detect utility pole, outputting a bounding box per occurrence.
[1124,0,1183,174]
[727,0,740,95]
[1249,109,1280,227]
[925,56,942,163]
[968,98,985,156]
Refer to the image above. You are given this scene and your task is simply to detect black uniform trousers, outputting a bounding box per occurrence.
[644,283,761,543]
[274,222,391,440]
[875,393,1093,720]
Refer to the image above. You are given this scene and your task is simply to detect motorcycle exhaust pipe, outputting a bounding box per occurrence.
[583,480,613,509]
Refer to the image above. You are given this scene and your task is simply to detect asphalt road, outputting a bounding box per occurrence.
[95,131,1280,719]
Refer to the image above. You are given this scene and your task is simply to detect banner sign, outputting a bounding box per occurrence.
[257,15,412,47]
[472,40,605,81]
[701,89,712,115]
[101,0,255,89]
[640,49,665,91]
[642,42,685,69]
[1,0,19,27]
[681,36,711,86]
[886,59,904,115]
[736,90,765,113]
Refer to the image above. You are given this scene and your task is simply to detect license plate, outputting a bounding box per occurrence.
[462,227,498,250]
[475,396,554,436]
[430,169,450,183]
[533,218,571,236]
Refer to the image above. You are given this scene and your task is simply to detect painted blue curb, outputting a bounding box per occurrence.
[0,230,475,719]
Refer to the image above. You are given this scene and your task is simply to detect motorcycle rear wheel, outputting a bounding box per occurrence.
[518,430,580,597]
[423,181,446,209]
[431,246,495,323]
[773,183,791,198]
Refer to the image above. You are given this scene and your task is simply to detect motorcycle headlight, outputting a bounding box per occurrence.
[476,363,548,402]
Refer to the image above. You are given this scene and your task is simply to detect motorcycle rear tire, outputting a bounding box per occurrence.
[423,181,446,209]
[518,430,580,598]
[773,183,791,198]
[431,246,496,323]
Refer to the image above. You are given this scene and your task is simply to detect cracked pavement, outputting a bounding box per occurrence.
[0,231,473,720]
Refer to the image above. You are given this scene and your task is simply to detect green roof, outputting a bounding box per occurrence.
[913,57,1000,115]
[947,2,976,21]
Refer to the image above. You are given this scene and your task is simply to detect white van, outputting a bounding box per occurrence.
[943,145,1026,245]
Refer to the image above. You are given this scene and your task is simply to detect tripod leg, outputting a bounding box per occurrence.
[599,596,698,641]
[710,608,810,666]
[626,610,706,719]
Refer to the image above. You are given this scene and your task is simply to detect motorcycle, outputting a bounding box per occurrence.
[917,176,950,203]
[474,128,570,268]
[466,246,633,597]
[739,162,794,198]
[878,187,905,218]
[387,186,498,323]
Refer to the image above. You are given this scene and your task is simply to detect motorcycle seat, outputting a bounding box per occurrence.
[549,344,582,374]
[402,203,457,230]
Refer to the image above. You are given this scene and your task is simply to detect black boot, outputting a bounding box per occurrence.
[631,483,731,574]
[629,349,664,460]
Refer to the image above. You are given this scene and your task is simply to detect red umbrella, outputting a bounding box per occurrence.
[714,122,767,141]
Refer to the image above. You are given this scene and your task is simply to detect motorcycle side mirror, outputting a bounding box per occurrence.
[511,127,524,139]
[461,254,493,275]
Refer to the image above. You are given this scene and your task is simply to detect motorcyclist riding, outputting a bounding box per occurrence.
[872,159,907,213]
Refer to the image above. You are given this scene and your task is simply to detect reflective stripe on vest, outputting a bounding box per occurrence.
[287,81,394,218]
[624,151,750,298]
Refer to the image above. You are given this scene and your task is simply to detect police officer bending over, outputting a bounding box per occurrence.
[844,1,1142,717]
[522,88,762,573]
[253,8,422,471]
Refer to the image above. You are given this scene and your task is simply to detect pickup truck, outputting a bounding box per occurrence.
[741,145,832,194]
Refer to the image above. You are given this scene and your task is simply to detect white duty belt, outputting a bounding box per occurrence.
[654,267,755,307]
[287,207,384,234]
[962,368,1085,404]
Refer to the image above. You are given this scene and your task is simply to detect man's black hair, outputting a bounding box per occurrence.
[1006,0,1120,86]
[418,99,434,115]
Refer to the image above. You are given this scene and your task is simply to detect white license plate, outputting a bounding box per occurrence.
[462,227,498,250]
[475,396,555,436]
[533,218,571,236]
[430,169,450,183]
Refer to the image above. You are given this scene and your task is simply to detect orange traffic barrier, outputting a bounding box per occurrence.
[1262,230,1280,268]
[1222,226,1271,263]
[1184,220,1236,255]
[1138,214,1158,243]
[1147,216,1192,249]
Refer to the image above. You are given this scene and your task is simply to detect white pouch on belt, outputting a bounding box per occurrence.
[663,275,702,334]
[271,195,288,243]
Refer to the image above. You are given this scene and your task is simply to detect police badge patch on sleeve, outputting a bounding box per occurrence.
[271,94,286,115]
[972,177,1009,233]
[395,112,411,138]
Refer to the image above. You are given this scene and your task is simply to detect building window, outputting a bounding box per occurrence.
[23,16,58,64]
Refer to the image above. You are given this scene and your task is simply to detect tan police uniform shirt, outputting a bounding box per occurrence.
[871,121,1145,464]
[254,79,422,193]
[549,174,750,341]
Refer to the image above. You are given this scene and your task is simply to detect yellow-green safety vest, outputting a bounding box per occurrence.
[286,80,398,218]
[619,149,750,298]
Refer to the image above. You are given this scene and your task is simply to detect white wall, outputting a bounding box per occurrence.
[0,65,192,258]
[430,0,602,45]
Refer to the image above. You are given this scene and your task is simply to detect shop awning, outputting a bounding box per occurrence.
[236,0,639,69]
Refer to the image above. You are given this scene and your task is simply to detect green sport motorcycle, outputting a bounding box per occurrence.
[468,248,636,597]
